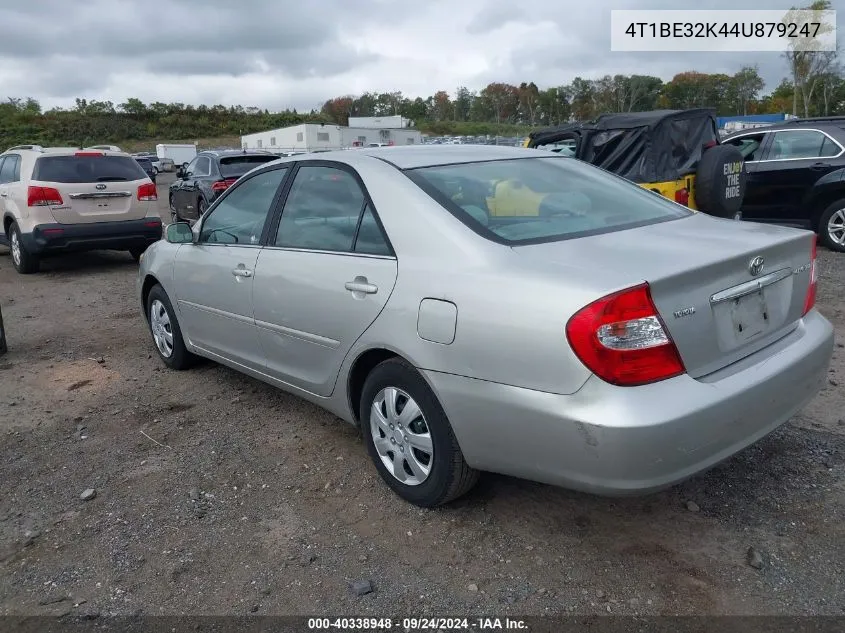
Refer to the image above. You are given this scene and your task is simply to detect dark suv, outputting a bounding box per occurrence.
[723,117,845,252]
[169,150,279,222]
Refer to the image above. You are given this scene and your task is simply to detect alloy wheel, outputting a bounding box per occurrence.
[828,208,845,246]
[10,231,21,267]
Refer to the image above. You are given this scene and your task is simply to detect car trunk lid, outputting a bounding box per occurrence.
[514,214,816,379]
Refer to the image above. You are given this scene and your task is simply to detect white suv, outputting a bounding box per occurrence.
[0,145,162,274]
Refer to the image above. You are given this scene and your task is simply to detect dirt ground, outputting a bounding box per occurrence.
[0,173,843,618]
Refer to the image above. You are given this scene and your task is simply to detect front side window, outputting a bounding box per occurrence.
[199,168,287,245]
[407,157,689,244]
[275,166,372,252]
[725,134,766,161]
[193,157,211,176]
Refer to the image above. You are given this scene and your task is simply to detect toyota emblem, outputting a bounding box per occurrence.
[95,184,107,190]
[748,256,765,276]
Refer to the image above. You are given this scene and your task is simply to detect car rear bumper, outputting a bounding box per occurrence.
[424,310,834,495]
[21,219,162,255]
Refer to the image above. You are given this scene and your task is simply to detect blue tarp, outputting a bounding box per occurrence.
[716,114,788,127]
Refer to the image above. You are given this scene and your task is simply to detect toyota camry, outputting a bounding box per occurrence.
[138,145,834,507]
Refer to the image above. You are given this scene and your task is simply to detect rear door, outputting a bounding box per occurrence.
[252,163,398,396]
[172,165,290,369]
[749,129,843,225]
[31,153,153,224]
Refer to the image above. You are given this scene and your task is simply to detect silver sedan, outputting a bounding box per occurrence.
[138,145,834,507]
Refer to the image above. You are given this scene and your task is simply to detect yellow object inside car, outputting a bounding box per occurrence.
[485,180,547,216]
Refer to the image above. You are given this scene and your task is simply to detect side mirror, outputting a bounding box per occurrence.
[165,222,195,244]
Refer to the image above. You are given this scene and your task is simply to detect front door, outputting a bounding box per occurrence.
[252,163,398,396]
[172,166,290,369]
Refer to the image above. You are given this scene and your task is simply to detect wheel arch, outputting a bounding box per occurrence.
[809,187,845,231]
[346,347,405,426]
[140,274,162,321]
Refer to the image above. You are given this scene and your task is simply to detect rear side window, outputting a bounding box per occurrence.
[33,155,148,183]
[407,157,690,245]
[219,156,278,178]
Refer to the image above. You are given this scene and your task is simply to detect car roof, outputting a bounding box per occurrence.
[200,149,275,158]
[349,144,543,169]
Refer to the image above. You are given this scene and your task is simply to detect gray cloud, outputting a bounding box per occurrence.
[0,0,829,110]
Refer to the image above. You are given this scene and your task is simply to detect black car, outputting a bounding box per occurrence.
[134,157,156,184]
[723,117,845,252]
[169,150,279,222]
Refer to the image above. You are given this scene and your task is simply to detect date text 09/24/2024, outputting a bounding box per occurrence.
[307,617,528,630]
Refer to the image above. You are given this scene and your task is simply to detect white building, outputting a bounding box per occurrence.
[241,121,421,153]
[348,115,413,129]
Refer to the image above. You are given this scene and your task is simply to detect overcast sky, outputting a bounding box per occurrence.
[0,0,837,112]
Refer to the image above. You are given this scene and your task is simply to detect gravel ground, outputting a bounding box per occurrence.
[0,173,843,618]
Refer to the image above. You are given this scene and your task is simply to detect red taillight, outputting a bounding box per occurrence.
[144,220,161,228]
[565,283,686,387]
[211,178,237,193]
[42,228,64,237]
[803,235,818,315]
[75,151,104,156]
[137,182,157,201]
[27,186,64,207]
[675,188,690,206]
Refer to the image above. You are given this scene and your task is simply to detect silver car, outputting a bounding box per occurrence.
[138,145,834,507]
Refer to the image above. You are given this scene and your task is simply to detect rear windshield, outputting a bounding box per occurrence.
[219,155,277,178]
[33,155,148,183]
[406,157,690,244]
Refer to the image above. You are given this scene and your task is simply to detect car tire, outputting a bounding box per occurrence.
[146,284,195,370]
[360,358,478,507]
[197,197,207,218]
[8,221,40,274]
[694,144,746,219]
[129,246,147,262]
[817,200,845,252]
[152,167,159,176]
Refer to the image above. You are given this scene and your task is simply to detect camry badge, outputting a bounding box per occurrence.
[95,183,107,190]
[748,256,764,276]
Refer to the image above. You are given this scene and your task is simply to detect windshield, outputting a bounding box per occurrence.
[219,155,278,178]
[33,155,148,183]
[406,157,691,244]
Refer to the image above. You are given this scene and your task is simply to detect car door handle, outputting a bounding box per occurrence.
[809,162,830,171]
[0,192,7,197]
[345,280,378,294]
[232,268,253,278]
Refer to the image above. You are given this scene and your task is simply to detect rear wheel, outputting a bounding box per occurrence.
[8,221,39,274]
[818,201,845,252]
[360,358,478,507]
[197,197,207,218]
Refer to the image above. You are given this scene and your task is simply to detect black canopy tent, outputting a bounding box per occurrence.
[526,109,720,184]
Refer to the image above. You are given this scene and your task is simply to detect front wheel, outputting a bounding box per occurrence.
[360,358,478,507]
[818,201,845,252]
[146,284,195,370]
